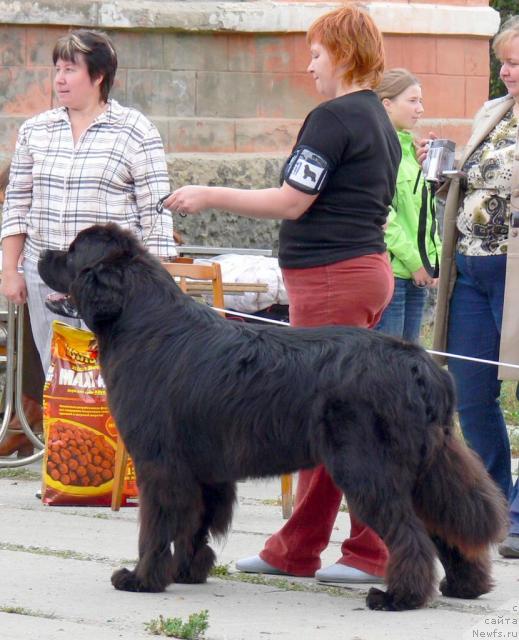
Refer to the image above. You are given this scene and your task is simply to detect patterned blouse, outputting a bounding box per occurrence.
[1,99,176,262]
[457,108,518,256]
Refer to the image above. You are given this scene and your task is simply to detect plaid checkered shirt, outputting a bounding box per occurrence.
[1,99,176,261]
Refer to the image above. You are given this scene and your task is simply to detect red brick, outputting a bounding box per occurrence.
[292,34,311,73]
[412,0,468,3]
[384,35,406,69]
[402,36,438,75]
[0,116,26,153]
[111,68,127,104]
[259,73,319,118]
[465,76,490,117]
[197,71,261,118]
[164,33,229,72]
[228,34,294,73]
[464,38,490,76]
[415,119,474,149]
[439,121,473,148]
[437,38,466,76]
[169,118,236,153]
[26,26,67,67]
[0,26,26,66]
[235,118,302,152]
[420,74,466,118]
[111,31,165,70]
[0,68,52,116]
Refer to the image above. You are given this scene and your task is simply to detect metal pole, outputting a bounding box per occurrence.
[0,302,44,468]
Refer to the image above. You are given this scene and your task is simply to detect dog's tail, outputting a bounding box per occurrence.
[405,348,507,553]
[413,432,509,557]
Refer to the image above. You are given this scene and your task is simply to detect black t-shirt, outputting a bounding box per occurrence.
[278,90,401,269]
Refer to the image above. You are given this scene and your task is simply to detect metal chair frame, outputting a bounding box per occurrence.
[0,304,44,468]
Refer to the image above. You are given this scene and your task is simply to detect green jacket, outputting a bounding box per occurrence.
[384,130,441,279]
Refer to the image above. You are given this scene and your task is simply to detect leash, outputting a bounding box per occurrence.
[142,194,186,248]
[211,306,519,370]
[156,193,186,218]
[426,349,519,370]
[212,307,290,326]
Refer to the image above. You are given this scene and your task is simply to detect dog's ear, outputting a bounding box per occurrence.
[70,261,125,328]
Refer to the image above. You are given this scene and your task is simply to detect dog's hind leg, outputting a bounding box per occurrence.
[173,482,236,584]
[322,402,438,610]
[326,456,438,610]
[431,536,493,600]
[367,520,437,611]
[360,501,438,611]
[412,434,508,600]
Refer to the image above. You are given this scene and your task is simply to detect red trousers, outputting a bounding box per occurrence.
[260,253,394,577]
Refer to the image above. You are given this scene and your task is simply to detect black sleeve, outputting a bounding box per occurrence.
[283,106,348,195]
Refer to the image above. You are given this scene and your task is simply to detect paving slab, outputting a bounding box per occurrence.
[0,465,517,640]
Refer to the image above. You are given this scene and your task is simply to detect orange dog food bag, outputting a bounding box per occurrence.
[41,321,138,506]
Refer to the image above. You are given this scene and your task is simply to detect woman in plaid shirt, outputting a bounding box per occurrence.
[0,30,174,456]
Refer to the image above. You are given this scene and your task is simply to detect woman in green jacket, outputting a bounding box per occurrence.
[375,69,441,342]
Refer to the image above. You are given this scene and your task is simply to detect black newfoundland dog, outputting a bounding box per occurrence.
[38,223,508,611]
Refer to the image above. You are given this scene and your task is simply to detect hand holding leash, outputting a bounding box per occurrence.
[160,186,209,216]
[156,193,187,218]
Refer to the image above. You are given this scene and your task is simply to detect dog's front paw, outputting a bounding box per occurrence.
[366,587,397,611]
[111,568,142,592]
[174,571,208,584]
[111,567,165,593]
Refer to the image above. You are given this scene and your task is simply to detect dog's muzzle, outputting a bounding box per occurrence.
[45,293,81,319]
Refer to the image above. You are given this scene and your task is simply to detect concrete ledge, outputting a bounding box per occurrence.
[0,1,500,37]
[0,114,474,155]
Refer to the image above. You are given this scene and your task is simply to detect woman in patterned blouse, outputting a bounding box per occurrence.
[0,29,175,457]
[433,15,519,559]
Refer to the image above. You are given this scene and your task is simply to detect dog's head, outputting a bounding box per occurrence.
[38,223,145,329]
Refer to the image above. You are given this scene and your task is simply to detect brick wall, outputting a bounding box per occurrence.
[0,1,501,155]
[0,1,502,247]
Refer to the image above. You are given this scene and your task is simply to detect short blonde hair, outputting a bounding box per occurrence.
[375,68,420,102]
[307,3,385,89]
[493,15,519,59]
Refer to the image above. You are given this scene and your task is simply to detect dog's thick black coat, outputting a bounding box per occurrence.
[38,223,508,611]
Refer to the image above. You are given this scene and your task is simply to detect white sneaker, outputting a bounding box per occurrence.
[235,555,289,575]
[315,563,384,583]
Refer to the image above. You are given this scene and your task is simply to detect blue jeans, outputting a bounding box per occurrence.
[375,277,427,342]
[510,480,519,536]
[447,253,513,503]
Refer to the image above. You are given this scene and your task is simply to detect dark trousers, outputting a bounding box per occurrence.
[447,253,516,526]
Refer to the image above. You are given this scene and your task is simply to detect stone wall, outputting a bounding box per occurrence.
[0,0,501,248]
[170,154,283,249]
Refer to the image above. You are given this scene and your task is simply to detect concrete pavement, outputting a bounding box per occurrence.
[0,463,518,640]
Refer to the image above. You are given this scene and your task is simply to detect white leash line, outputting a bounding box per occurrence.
[211,307,290,326]
[426,349,519,370]
[212,306,519,370]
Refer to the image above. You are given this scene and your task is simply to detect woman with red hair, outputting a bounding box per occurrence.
[164,4,400,583]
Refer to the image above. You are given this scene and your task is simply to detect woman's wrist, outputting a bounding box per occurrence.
[1,266,22,275]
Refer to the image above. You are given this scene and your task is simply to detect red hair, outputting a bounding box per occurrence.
[307,3,385,89]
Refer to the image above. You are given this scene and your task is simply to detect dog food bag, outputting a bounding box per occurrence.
[41,321,138,506]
